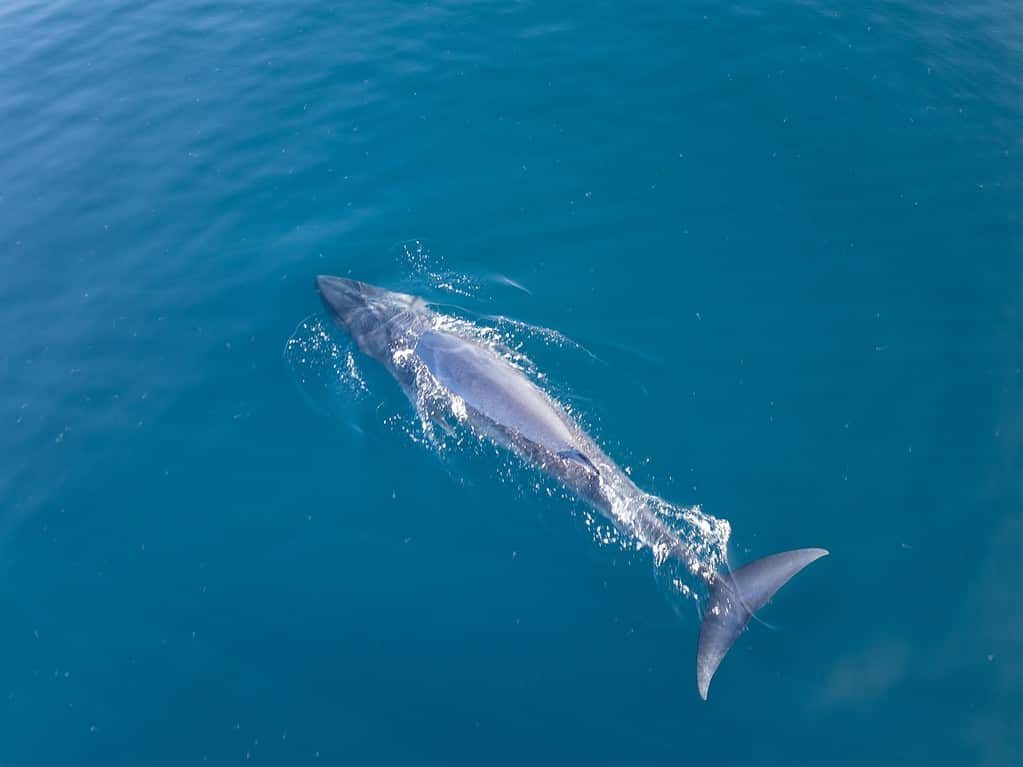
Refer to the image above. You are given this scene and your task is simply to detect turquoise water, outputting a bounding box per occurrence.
[3,0,1022,763]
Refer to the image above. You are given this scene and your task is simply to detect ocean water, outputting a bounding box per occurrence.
[2,0,1022,763]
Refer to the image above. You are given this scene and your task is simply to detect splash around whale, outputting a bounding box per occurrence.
[315,274,828,700]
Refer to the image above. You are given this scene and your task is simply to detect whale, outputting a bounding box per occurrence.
[316,274,827,699]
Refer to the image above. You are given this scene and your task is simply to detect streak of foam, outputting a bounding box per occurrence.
[283,317,368,406]
[485,314,601,363]
[399,239,478,298]
[581,444,731,592]
[649,496,732,583]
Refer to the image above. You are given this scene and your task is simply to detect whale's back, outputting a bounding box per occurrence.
[416,330,577,456]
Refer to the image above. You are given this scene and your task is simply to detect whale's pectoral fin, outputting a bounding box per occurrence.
[696,547,828,700]
[557,448,600,476]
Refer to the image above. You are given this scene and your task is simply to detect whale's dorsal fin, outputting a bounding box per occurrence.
[557,448,600,476]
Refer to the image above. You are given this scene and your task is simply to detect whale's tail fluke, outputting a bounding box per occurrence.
[696,547,828,700]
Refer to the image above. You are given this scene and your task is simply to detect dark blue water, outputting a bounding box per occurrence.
[3,0,1022,763]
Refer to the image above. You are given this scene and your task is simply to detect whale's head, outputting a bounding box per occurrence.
[317,275,426,361]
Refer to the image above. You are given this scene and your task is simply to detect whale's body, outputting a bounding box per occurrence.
[317,275,827,699]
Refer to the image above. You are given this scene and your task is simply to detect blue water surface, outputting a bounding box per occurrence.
[2,0,1022,764]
